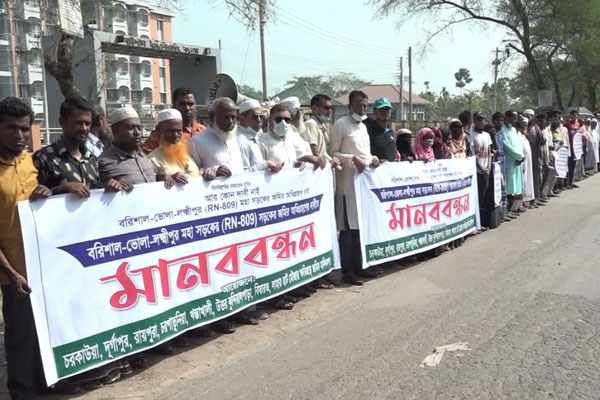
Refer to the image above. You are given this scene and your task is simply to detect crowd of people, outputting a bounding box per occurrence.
[0,86,598,398]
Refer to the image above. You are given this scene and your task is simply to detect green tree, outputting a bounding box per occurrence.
[327,72,371,98]
[283,72,371,99]
[454,68,473,94]
[237,84,263,100]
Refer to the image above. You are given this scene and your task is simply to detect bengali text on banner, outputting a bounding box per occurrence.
[18,167,340,385]
[354,157,480,268]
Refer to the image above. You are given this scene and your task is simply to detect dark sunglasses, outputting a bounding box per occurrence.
[319,105,332,111]
[274,117,292,123]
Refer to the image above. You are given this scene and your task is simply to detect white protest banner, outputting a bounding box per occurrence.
[19,168,339,385]
[354,158,479,268]
[493,162,502,207]
[555,147,569,178]
[573,131,583,160]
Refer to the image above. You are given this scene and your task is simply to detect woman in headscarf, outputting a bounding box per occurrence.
[395,128,415,161]
[448,119,469,158]
[433,127,452,160]
[412,127,436,162]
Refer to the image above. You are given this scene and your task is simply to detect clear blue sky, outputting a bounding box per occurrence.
[172,0,516,98]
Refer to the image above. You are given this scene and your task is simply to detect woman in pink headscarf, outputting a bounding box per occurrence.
[412,127,436,162]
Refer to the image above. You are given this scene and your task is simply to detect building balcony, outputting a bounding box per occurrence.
[19,64,43,84]
[23,96,44,116]
[23,2,41,20]
[130,73,153,90]
[13,1,41,20]
[110,19,128,34]
[17,33,41,51]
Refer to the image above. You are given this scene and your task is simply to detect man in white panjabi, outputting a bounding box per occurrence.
[257,103,325,169]
[280,96,311,154]
[237,98,269,170]
[148,109,202,183]
[329,90,380,286]
[188,97,277,182]
[187,97,281,328]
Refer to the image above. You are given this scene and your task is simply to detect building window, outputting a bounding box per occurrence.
[139,11,148,26]
[0,15,8,41]
[31,81,43,98]
[160,93,166,104]
[107,89,119,102]
[117,58,128,75]
[114,5,126,22]
[141,60,151,76]
[156,18,163,41]
[118,86,130,101]
[0,75,14,98]
[143,88,152,103]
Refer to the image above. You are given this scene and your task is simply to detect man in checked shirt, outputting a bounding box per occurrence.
[33,97,103,197]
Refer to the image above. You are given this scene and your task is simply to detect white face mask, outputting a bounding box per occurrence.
[351,112,367,123]
[317,114,329,123]
[273,120,291,137]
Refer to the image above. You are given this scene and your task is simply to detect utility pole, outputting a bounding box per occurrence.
[492,47,501,113]
[408,46,412,123]
[398,56,403,123]
[258,0,267,101]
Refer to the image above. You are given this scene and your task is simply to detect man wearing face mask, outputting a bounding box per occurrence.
[237,98,271,169]
[330,90,380,286]
[302,94,337,162]
[257,104,325,168]
[189,97,279,182]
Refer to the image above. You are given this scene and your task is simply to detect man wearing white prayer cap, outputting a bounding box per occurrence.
[238,98,273,170]
[148,108,202,182]
[523,109,535,119]
[99,107,174,192]
[238,98,263,143]
[280,96,310,152]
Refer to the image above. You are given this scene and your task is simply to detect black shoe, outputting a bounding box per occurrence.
[190,326,215,338]
[370,267,384,275]
[173,336,191,347]
[342,273,364,286]
[357,269,379,279]
[215,319,236,334]
[151,342,175,355]
[236,310,259,325]
[303,284,317,293]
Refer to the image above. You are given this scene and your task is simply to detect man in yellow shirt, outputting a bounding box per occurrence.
[0,97,51,398]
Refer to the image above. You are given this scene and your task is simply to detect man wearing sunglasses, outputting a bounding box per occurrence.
[258,104,326,169]
[302,94,340,168]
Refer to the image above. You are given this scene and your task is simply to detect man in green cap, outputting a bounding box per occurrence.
[364,97,398,162]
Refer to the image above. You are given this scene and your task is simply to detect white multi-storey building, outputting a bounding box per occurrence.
[0,0,174,126]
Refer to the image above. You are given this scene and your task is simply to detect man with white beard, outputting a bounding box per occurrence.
[188,97,277,181]
[187,97,280,327]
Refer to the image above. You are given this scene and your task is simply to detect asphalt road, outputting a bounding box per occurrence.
[4,175,600,400]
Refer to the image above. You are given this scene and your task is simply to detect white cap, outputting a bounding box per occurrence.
[238,99,261,114]
[157,108,182,123]
[281,96,301,111]
[109,107,139,125]
[523,109,535,117]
